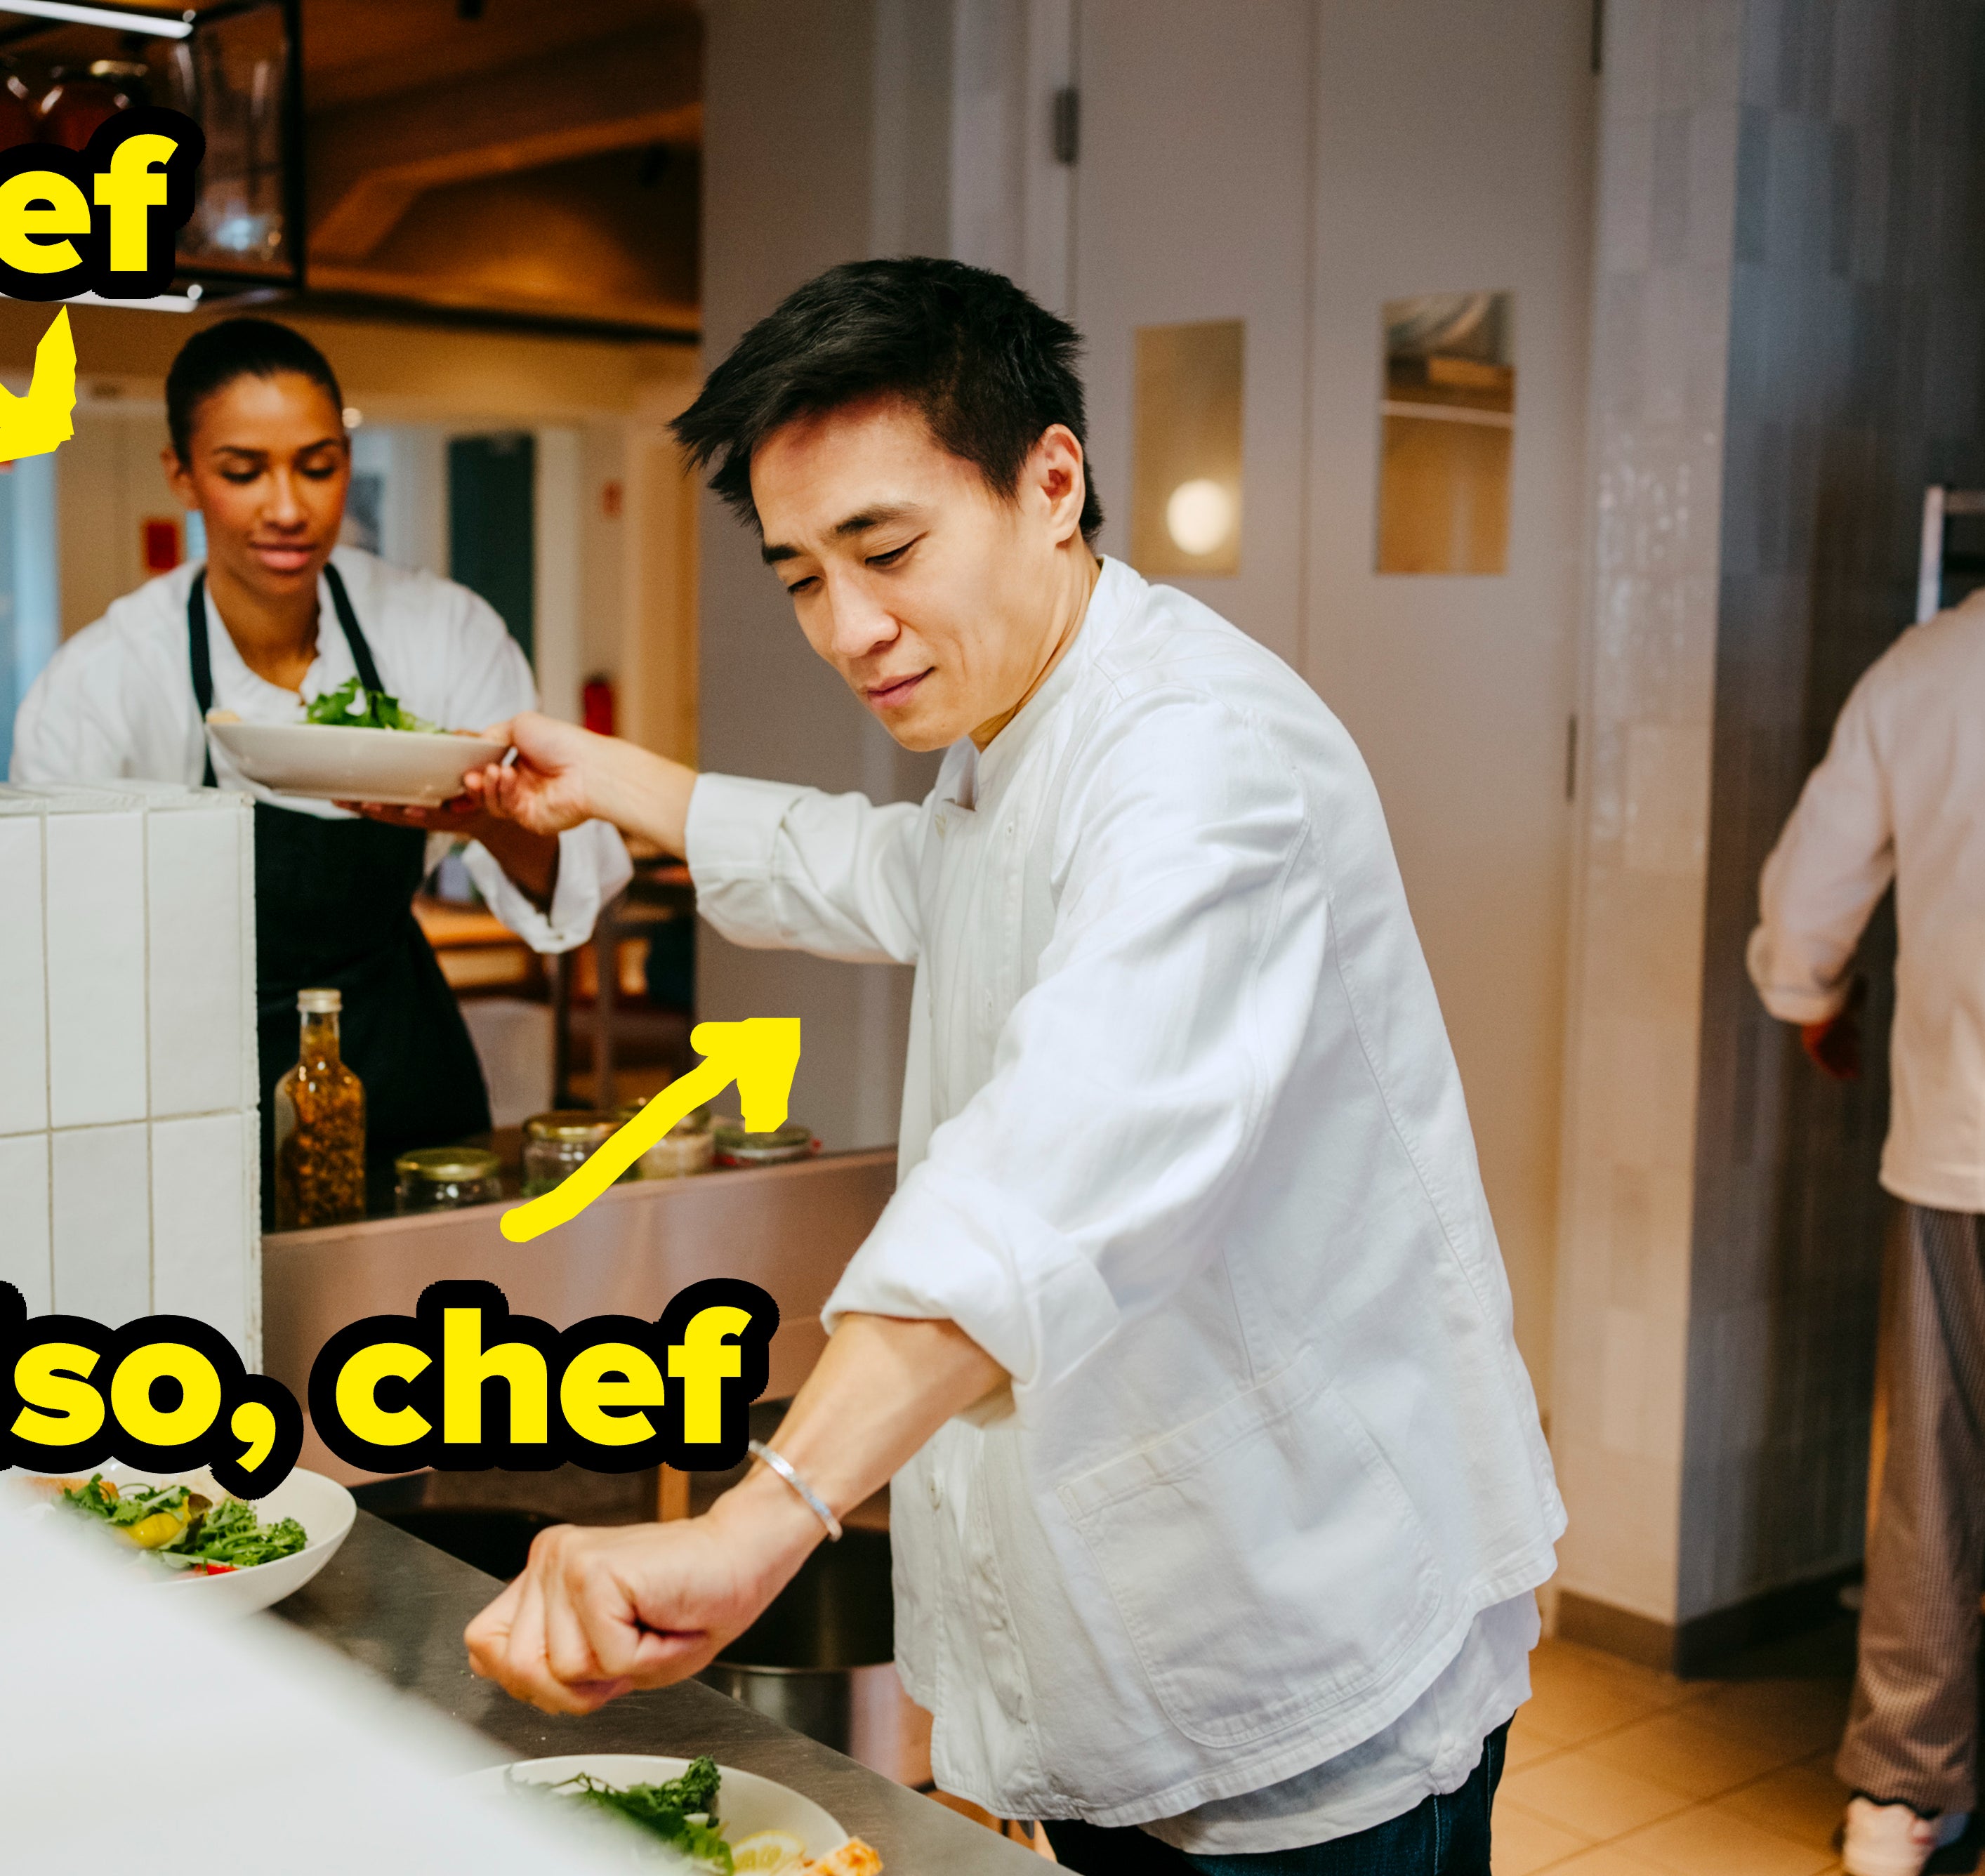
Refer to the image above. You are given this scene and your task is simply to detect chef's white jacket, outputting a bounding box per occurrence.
[11,546,631,951]
[687,558,1563,1825]
[1748,590,1985,1213]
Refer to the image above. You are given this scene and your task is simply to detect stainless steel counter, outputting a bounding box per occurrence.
[263,1149,898,1481]
[277,1510,1042,1872]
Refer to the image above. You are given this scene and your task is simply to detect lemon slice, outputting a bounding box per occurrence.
[730,1830,808,1873]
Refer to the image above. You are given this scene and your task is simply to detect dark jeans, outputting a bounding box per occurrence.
[1048,1722,1510,1876]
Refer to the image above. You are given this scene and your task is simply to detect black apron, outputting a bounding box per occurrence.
[188,566,491,1206]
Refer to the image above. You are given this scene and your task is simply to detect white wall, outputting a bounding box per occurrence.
[948,0,1076,310]
[1300,1,1597,1408]
[699,0,945,1151]
[1074,0,1315,672]
[351,421,447,580]
[1064,1,1596,1403]
[59,403,180,641]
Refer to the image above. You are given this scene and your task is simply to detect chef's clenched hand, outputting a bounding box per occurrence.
[466,1479,822,1715]
[466,1314,1005,1714]
[461,711,699,857]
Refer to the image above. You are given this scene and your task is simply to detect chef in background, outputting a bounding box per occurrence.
[1748,589,1985,1876]
[11,317,630,1189]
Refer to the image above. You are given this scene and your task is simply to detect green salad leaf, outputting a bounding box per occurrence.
[58,1473,307,1569]
[539,1758,734,1871]
[61,1475,188,1529]
[303,675,437,734]
[172,1495,308,1566]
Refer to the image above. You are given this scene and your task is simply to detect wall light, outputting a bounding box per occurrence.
[1166,478,1234,557]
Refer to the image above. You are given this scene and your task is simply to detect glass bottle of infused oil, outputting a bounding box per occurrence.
[272,987,366,1229]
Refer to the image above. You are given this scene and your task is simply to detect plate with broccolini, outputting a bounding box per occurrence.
[204,678,505,807]
[463,1754,880,1875]
[30,1465,357,1614]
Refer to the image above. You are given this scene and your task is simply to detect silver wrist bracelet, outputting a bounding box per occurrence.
[748,1439,843,1541]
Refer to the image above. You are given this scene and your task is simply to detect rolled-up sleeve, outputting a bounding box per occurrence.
[822,696,1326,1394]
[461,819,633,954]
[686,772,925,964]
[1748,675,1895,1024]
[429,590,632,952]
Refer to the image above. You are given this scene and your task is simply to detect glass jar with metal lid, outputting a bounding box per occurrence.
[521,1110,626,1197]
[712,1116,819,1167]
[620,1102,714,1179]
[394,1145,502,1214]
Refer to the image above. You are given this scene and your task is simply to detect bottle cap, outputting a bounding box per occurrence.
[298,987,341,1013]
[523,1109,618,1144]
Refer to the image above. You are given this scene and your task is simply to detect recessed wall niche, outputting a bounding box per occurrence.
[1130,319,1244,578]
[1377,291,1514,575]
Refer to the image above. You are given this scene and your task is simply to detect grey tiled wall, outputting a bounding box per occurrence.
[1554,0,1744,1625]
[1556,0,1985,1634]
[1682,0,1985,1618]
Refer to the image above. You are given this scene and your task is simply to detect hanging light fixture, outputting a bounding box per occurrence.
[0,1,192,40]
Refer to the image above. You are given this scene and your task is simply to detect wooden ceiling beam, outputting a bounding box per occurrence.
[307,15,699,263]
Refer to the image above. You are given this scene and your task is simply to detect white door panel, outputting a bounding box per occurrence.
[1073,0,1314,666]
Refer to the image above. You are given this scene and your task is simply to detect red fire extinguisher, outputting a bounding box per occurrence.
[582,675,616,737]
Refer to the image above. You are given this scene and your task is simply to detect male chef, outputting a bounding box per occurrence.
[1748,589,1985,1876]
[461,258,1563,1875]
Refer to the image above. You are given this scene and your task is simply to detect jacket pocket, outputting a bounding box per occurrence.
[1057,1349,1442,1751]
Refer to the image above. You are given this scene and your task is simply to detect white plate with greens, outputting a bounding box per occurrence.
[206,678,504,806]
[463,1754,851,1872]
[33,1464,357,1614]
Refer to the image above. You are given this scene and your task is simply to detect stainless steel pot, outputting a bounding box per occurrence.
[698,1527,930,1785]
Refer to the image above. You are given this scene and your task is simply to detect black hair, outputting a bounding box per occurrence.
[164,318,345,461]
[673,257,1103,543]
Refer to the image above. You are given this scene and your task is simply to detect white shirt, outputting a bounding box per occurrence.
[1748,592,1985,1212]
[1146,1595,1536,1854]
[687,559,1563,1830]
[11,546,630,951]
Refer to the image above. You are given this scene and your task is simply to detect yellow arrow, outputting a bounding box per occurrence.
[499,1017,801,1242]
[0,309,77,464]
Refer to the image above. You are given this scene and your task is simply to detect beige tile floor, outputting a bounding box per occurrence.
[1496,1632,1868,1875]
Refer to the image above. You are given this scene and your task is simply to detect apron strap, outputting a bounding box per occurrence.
[187,558,387,790]
[322,560,388,694]
[187,571,217,788]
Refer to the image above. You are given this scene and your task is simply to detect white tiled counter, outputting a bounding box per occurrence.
[0,782,260,1359]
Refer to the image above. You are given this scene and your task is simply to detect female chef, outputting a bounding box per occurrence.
[11,317,630,1186]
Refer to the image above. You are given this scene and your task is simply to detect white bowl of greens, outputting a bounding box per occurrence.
[39,1465,357,1615]
[206,678,505,807]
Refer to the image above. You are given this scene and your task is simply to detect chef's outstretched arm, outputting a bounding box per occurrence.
[463,1313,1003,1715]
[462,711,699,857]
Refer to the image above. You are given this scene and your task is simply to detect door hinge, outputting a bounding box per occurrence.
[1053,86,1081,166]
